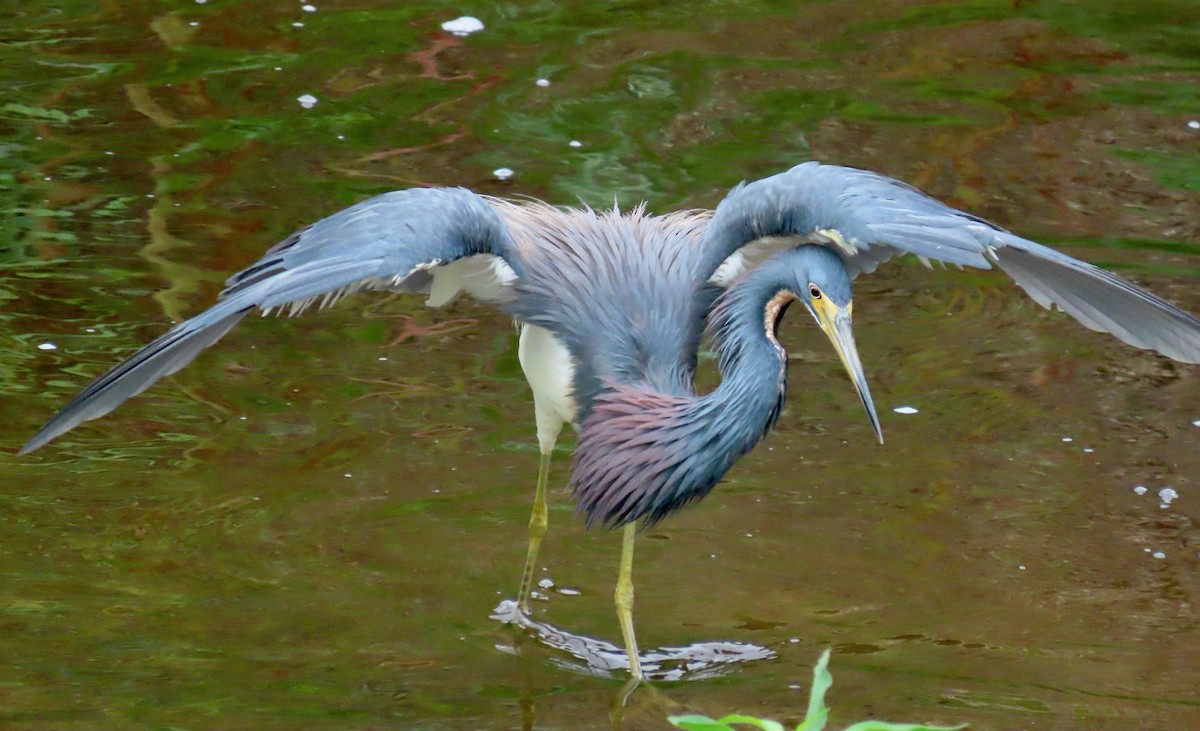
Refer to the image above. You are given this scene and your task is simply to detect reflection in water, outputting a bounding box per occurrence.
[491,599,775,682]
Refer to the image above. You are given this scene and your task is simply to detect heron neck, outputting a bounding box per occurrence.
[701,286,789,455]
[570,273,792,528]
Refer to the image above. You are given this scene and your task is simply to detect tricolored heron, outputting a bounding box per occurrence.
[21,161,1200,680]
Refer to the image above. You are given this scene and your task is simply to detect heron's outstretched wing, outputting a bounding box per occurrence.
[701,161,1200,364]
[21,187,526,454]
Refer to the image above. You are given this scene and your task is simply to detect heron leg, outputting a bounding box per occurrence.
[517,450,552,614]
[515,324,570,614]
[615,522,644,681]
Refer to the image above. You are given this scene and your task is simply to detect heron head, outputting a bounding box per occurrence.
[772,246,883,444]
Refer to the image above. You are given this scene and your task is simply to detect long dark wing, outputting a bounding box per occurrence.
[700,161,1200,363]
[21,187,525,454]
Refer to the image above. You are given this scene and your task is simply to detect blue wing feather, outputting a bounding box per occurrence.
[21,187,523,454]
[702,161,1200,363]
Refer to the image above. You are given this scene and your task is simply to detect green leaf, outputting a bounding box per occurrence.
[669,715,736,731]
[842,723,967,731]
[795,649,833,731]
[715,714,786,731]
[668,714,786,731]
[796,709,830,731]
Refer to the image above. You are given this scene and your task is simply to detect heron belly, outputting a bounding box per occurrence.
[518,324,577,452]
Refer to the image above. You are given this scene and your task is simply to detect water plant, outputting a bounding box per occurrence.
[669,650,964,731]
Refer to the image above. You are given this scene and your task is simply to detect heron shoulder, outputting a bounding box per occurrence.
[495,199,718,418]
[488,197,712,267]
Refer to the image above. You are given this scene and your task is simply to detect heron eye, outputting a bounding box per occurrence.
[809,284,822,300]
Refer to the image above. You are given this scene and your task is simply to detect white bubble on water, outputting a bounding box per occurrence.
[493,167,514,180]
[1133,485,1148,495]
[441,16,484,36]
[36,342,57,351]
[893,405,918,415]
[297,94,318,108]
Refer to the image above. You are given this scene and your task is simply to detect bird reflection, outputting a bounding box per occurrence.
[491,598,775,681]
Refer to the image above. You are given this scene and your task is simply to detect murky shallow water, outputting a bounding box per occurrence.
[2,1,1199,729]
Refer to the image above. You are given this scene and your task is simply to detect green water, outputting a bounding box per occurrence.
[2,1,1199,728]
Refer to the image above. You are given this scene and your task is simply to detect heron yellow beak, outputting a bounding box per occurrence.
[813,299,884,444]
